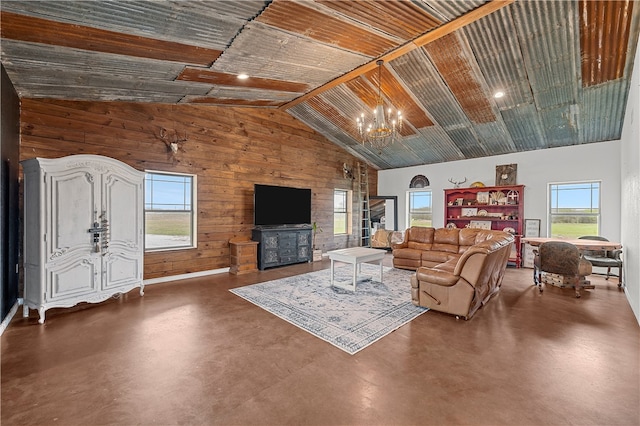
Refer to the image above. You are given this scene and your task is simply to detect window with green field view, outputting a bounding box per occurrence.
[145,171,197,250]
[549,181,600,238]
[408,190,432,227]
[334,189,351,235]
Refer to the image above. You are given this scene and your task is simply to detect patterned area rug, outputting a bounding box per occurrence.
[230,264,428,355]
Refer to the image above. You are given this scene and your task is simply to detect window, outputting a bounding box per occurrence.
[145,171,197,250]
[408,190,432,227]
[549,181,600,238]
[333,189,352,235]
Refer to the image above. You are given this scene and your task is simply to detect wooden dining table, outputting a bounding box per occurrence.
[521,237,622,251]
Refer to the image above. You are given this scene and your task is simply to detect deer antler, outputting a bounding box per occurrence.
[158,128,188,154]
[448,177,467,188]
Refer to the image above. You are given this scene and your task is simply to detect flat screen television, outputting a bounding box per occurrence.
[254,184,312,227]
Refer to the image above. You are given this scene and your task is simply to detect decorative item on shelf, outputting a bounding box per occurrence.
[476,191,490,204]
[461,207,478,217]
[448,177,467,188]
[503,227,516,234]
[446,222,457,229]
[409,174,429,188]
[455,198,464,205]
[506,190,519,204]
[356,60,402,152]
[495,163,517,186]
[469,220,492,230]
[470,181,485,188]
[477,209,488,217]
[489,191,505,205]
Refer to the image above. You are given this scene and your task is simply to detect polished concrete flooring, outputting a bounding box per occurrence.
[2,256,639,425]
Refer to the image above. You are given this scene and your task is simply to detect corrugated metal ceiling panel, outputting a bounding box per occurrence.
[257,0,399,57]
[512,0,580,110]
[390,49,471,131]
[500,104,547,151]
[424,33,497,124]
[1,0,266,50]
[424,0,491,21]
[463,7,535,109]
[580,0,634,87]
[580,81,629,142]
[316,0,443,40]
[211,22,369,85]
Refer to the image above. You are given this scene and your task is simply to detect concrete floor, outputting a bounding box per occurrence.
[2,256,639,425]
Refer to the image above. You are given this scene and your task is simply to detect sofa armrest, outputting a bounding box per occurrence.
[391,228,410,250]
[416,267,459,287]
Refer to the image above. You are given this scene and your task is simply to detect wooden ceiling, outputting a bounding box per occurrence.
[1,0,639,169]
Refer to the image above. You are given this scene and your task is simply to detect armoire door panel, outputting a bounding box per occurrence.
[103,254,140,290]
[49,170,98,259]
[48,256,99,300]
[103,173,143,249]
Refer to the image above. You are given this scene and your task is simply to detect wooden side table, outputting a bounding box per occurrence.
[229,238,259,275]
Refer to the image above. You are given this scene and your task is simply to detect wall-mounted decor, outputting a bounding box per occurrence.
[447,177,467,188]
[495,164,517,186]
[409,175,429,188]
[342,162,354,180]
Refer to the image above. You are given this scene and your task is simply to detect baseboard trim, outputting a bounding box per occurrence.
[143,267,230,286]
[0,298,23,336]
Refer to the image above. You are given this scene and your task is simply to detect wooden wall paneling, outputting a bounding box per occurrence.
[19,99,375,279]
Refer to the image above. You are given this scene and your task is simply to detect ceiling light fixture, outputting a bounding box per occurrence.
[493,91,505,99]
[237,73,249,80]
[356,60,402,152]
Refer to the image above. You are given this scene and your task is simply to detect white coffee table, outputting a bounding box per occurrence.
[327,247,386,291]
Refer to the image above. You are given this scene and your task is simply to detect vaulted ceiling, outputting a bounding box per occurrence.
[2,1,639,169]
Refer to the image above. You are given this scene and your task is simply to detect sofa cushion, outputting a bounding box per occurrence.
[433,258,458,273]
[393,247,422,260]
[407,227,434,244]
[458,228,482,253]
[432,228,460,254]
[422,250,454,264]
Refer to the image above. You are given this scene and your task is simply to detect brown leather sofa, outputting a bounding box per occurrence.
[392,227,514,319]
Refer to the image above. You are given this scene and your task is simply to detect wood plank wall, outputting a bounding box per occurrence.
[19,99,377,279]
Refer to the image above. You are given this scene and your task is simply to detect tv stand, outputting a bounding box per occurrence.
[252,226,312,270]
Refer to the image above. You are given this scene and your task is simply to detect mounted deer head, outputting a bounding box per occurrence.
[342,162,354,180]
[158,128,188,154]
[448,177,467,188]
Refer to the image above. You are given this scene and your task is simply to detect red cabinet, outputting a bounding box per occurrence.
[444,185,524,267]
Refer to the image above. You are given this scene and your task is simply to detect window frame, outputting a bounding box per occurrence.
[144,170,198,252]
[333,189,352,235]
[548,180,601,238]
[406,189,433,228]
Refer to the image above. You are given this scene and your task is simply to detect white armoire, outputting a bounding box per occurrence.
[21,155,144,324]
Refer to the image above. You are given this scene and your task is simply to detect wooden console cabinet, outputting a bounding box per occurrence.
[252,227,312,270]
[444,185,524,267]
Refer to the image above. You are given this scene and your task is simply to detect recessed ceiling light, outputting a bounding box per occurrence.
[237,73,249,80]
[494,91,505,99]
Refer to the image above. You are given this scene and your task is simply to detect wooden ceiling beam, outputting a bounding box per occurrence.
[281,0,514,110]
